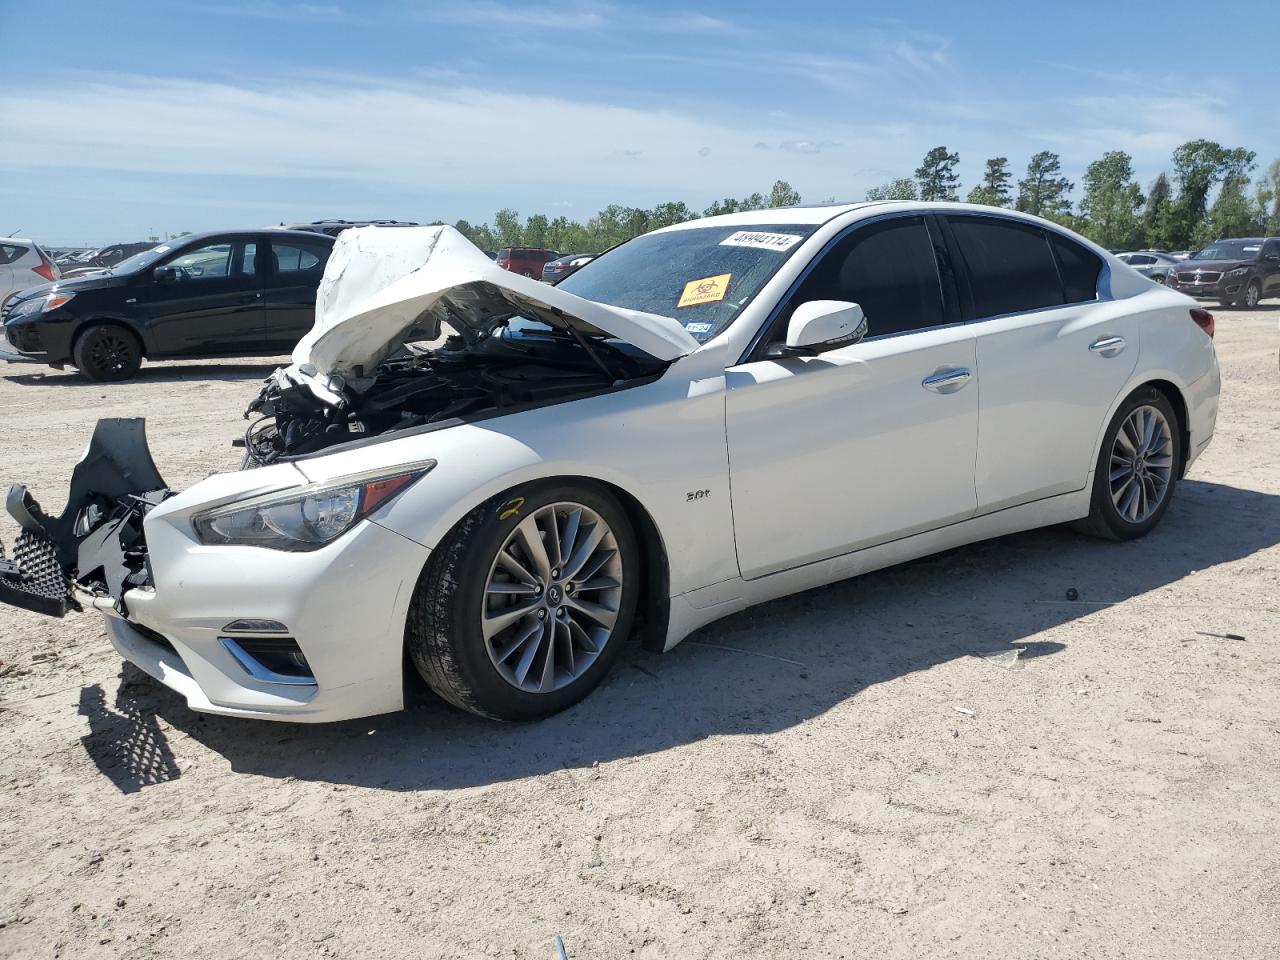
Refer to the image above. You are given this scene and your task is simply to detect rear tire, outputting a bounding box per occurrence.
[1074,386,1182,541]
[73,324,142,382]
[407,480,640,720]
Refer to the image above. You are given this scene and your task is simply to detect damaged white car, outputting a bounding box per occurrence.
[0,205,1220,722]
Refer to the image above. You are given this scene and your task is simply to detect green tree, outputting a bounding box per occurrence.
[650,201,695,229]
[768,179,802,207]
[492,208,522,247]
[915,146,960,201]
[1201,175,1258,246]
[1254,159,1280,235]
[1078,151,1144,250]
[1166,140,1256,247]
[1142,174,1173,249]
[1016,152,1073,218]
[702,197,743,217]
[865,178,918,201]
[966,157,1012,206]
[523,213,549,248]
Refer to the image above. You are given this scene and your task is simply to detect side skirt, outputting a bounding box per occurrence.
[662,488,1092,651]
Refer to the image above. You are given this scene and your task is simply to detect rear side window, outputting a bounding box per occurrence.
[788,216,944,338]
[271,242,327,273]
[948,216,1063,318]
[0,243,27,265]
[1049,233,1102,303]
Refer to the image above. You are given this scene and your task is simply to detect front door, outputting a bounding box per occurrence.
[1262,240,1280,298]
[143,238,266,355]
[263,238,333,351]
[725,215,979,579]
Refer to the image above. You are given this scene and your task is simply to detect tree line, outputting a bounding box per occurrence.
[448,140,1280,255]
[874,140,1280,251]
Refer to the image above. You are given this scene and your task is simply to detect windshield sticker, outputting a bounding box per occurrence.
[719,231,803,251]
[678,273,731,308]
[683,321,713,334]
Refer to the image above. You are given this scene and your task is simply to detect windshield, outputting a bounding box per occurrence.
[554,224,817,342]
[110,243,170,274]
[1190,240,1261,261]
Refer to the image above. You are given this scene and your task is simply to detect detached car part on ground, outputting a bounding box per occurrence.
[0,209,1221,722]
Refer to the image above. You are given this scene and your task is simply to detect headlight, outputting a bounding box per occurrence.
[8,291,75,318]
[192,461,435,551]
[1225,267,1249,278]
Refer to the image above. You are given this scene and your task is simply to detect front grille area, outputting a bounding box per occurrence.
[5,323,42,353]
[1177,271,1222,284]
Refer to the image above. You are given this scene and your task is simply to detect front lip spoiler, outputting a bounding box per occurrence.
[0,418,170,618]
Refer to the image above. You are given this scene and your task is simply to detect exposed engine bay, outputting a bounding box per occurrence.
[240,322,660,466]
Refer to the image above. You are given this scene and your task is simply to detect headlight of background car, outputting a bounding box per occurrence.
[9,291,76,318]
[1225,267,1249,279]
[192,461,435,551]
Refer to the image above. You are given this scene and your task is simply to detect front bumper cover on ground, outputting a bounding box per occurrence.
[0,418,169,617]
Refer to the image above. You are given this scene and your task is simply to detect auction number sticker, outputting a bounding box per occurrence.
[719,231,803,251]
[678,273,731,308]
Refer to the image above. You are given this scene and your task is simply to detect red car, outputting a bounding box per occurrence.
[496,246,558,277]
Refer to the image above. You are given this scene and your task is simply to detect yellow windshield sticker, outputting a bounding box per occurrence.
[678,273,731,308]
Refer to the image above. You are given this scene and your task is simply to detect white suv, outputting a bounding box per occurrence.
[0,239,60,308]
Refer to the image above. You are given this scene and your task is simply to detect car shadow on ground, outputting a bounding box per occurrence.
[80,479,1279,793]
[3,360,284,387]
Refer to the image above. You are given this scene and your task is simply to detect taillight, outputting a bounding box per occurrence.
[1190,308,1214,339]
[33,252,57,282]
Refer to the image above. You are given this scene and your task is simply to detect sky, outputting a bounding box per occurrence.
[2,0,1277,246]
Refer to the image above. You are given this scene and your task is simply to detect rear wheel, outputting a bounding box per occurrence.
[1074,387,1181,541]
[407,480,639,720]
[73,324,142,382]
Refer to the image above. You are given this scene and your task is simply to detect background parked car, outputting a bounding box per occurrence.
[542,253,595,282]
[1116,250,1180,284]
[496,246,558,277]
[2,229,334,380]
[0,239,60,306]
[281,219,420,237]
[1166,237,1280,308]
[58,241,157,278]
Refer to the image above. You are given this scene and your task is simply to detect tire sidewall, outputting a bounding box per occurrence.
[74,324,142,382]
[1093,388,1182,539]
[428,479,640,720]
[1245,280,1261,309]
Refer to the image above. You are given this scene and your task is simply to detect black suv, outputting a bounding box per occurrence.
[2,230,334,381]
[1167,237,1280,308]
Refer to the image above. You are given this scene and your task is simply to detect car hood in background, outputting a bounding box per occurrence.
[1173,259,1254,273]
[289,226,699,384]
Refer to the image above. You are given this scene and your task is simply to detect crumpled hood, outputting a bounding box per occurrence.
[288,226,699,386]
[1174,259,1252,273]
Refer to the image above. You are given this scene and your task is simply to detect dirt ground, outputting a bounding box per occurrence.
[1,308,1278,960]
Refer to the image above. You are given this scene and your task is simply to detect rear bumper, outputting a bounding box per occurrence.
[1184,350,1221,472]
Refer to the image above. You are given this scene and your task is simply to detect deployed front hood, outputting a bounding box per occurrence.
[289,226,699,387]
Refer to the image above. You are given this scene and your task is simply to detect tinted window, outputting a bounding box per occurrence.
[272,242,325,273]
[785,217,944,338]
[1263,240,1280,258]
[948,217,1063,318]
[1129,254,1154,265]
[1049,233,1103,303]
[0,243,26,265]
[169,242,233,279]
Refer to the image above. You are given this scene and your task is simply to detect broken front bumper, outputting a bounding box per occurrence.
[2,418,429,722]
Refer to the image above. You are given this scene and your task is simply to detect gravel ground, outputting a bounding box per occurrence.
[1,308,1278,960]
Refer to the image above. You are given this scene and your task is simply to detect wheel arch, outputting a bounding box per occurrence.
[1094,376,1191,482]
[71,317,149,358]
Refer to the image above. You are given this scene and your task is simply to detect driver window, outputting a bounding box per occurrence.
[165,242,235,280]
[775,217,945,343]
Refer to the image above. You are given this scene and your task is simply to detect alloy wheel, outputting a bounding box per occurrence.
[481,502,623,693]
[1108,404,1174,524]
[89,333,135,375]
[1245,283,1260,308]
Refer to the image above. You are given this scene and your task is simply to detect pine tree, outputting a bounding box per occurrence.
[966,157,1012,207]
[914,147,960,201]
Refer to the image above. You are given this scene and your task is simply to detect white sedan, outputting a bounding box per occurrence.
[0,203,1220,722]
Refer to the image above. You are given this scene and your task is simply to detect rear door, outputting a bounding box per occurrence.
[725,214,979,578]
[263,237,333,350]
[1262,239,1280,297]
[141,237,266,355]
[946,215,1139,512]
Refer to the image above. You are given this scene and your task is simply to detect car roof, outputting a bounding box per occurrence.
[0,237,32,245]
[173,228,335,245]
[655,200,1097,233]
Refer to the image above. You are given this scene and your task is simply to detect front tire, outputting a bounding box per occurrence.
[73,324,142,382]
[407,480,640,720]
[1074,386,1181,541]
[1243,280,1261,309]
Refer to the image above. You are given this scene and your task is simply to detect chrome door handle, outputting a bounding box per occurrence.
[1089,336,1126,356]
[921,368,972,393]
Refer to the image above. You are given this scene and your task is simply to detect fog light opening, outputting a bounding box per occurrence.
[220,637,317,686]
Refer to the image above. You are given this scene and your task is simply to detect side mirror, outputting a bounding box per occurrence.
[783,300,868,353]
[153,266,178,284]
